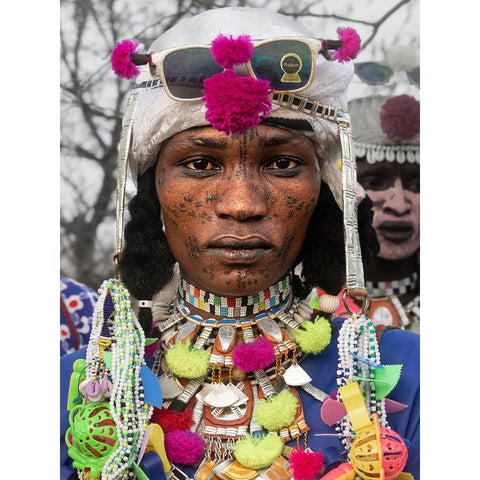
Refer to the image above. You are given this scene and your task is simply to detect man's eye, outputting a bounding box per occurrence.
[358,176,389,191]
[265,158,299,170]
[184,158,218,171]
[404,178,420,193]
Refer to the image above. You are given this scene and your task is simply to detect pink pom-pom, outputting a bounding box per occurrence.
[332,27,361,63]
[211,34,254,69]
[379,94,420,141]
[231,335,275,371]
[111,39,140,79]
[203,70,272,135]
[164,429,205,465]
[289,447,325,480]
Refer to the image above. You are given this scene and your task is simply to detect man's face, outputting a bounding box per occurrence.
[357,159,420,260]
[155,124,321,296]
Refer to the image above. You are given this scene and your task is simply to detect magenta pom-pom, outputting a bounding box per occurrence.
[164,429,205,465]
[231,335,275,371]
[211,34,254,69]
[111,39,140,79]
[379,94,420,141]
[332,27,361,63]
[289,447,325,480]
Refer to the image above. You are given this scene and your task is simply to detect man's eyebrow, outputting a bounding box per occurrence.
[183,136,228,149]
[260,133,305,147]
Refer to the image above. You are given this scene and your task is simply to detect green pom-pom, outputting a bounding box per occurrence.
[253,389,298,431]
[294,315,332,354]
[165,340,210,379]
[233,434,283,469]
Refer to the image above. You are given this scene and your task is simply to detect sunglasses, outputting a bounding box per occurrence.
[354,61,420,88]
[138,37,329,101]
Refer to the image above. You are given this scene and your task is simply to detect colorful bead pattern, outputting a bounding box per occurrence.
[179,276,291,317]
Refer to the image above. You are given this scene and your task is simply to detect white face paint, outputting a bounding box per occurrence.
[357,159,420,261]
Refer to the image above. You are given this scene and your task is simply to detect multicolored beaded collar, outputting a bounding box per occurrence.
[365,272,418,298]
[178,276,291,317]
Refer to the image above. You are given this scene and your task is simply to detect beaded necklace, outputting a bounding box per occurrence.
[178,276,291,317]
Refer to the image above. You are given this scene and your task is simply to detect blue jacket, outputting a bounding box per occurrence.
[60,318,419,479]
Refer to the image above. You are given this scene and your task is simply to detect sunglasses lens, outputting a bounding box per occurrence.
[355,62,392,85]
[408,66,420,87]
[250,40,313,91]
[163,48,222,99]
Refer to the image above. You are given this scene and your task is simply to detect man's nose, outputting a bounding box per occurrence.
[214,175,268,221]
[383,178,411,215]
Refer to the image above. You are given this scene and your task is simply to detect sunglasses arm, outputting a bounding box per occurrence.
[130,53,151,66]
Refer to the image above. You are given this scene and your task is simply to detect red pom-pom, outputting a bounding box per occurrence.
[151,406,194,433]
[111,39,140,79]
[379,94,420,141]
[231,335,275,371]
[332,27,361,63]
[289,447,325,480]
[203,70,272,135]
[211,34,254,69]
[164,429,205,465]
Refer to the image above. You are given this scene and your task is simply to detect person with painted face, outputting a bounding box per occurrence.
[351,95,420,333]
[61,8,419,480]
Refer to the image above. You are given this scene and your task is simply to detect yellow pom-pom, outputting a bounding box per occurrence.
[293,316,332,354]
[253,389,298,431]
[233,434,283,469]
[165,340,210,379]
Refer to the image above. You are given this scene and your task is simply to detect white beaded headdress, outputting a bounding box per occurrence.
[348,95,420,165]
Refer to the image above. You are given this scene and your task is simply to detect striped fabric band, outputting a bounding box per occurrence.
[179,276,291,317]
[366,272,418,298]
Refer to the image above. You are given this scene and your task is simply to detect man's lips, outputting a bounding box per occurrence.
[378,221,414,243]
[207,236,272,263]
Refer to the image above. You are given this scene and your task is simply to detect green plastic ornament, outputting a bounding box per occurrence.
[65,401,118,478]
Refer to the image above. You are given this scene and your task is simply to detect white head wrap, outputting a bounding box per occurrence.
[348,95,420,165]
[128,7,356,208]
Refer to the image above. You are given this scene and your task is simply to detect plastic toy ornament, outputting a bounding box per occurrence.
[338,381,408,480]
[349,414,408,480]
[65,402,118,478]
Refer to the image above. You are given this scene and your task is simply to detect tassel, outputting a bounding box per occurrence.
[165,340,210,379]
[203,34,272,135]
[293,316,332,354]
[211,34,254,68]
[151,406,194,432]
[164,429,205,465]
[331,27,361,63]
[232,336,275,372]
[289,447,325,480]
[233,434,283,469]
[111,39,140,79]
[254,389,298,431]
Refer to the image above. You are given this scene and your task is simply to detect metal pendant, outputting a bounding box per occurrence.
[203,383,240,408]
[228,384,249,406]
[159,374,183,399]
[257,318,283,342]
[283,363,312,386]
[218,326,236,353]
[176,321,197,342]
